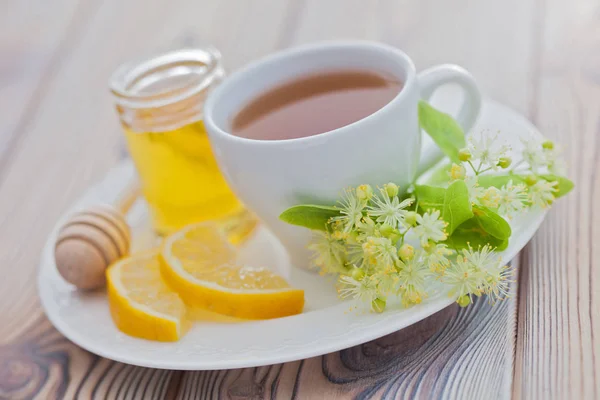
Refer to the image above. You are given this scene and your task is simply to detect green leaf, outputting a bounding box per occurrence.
[472,206,511,240]
[418,100,467,163]
[477,173,574,198]
[416,180,473,235]
[279,205,341,231]
[445,206,511,251]
[441,180,474,235]
[445,219,509,251]
[476,174,518,190]
[415,184,446,210]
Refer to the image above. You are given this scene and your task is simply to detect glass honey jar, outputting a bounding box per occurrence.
[110,47,256,243]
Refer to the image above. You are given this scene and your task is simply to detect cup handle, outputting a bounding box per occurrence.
[416,64,482,175]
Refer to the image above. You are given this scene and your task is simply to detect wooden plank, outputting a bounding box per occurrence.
[9,0,594,398]
[0,316,172,399]
[0,0,98,167]
[293,0,537,113]
[513,0,600,398]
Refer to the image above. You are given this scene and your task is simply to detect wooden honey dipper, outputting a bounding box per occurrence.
[54,185,140,290]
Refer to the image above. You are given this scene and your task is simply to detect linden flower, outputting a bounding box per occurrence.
[356,216,378,238]
[497,180,529,217]
[331,229,348,241]
[459,245,509,302]
[346,240,367,268]
[362,236,399,267]
[396,257,430,307]
[547,155,567,175]
[465,176,484,205]
[330,188,365,233]
[543,144,567,175]
[468,132,510,170]
[337,275,378,305]
[461,244,502,273]
[367,187,414,230]
[529,179,558,208]
[444,255,484,300]
[520,138,547,172]
[479,186,502,209]
[308,231,347,274]
[482,262,514,303]
[449,163,466,181]
[413,210,448,247]
[422,244,454,273]
[373,265,401,296]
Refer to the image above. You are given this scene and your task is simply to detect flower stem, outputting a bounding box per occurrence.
[478,166,494,175]
[467,160,477,174]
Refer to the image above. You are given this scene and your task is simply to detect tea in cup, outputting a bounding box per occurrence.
[204,41,481,269]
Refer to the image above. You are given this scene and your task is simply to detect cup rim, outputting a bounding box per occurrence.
[203,40,416,146]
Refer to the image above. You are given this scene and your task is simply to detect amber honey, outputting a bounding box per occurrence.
[110,48,256,241]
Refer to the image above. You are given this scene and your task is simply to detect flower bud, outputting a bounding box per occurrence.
[450,163,466,180]
[384,182,399,198]
[404,211,418,227]
[372,297,387,313]
[458,295,471,307]
[525,175,538,186]
[398,244,415,261]
[388,232,402,245]
[497,156,512,169]
[351,267,365,281]
[379,224,401,243]
[542,140,555,150]
[356,184,374,202]
[458,148,472,162]
[379,223,394,236]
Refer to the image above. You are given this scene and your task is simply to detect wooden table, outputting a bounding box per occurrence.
[1,0,598,398]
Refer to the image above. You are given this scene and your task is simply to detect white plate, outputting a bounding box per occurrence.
[38,99,546,370]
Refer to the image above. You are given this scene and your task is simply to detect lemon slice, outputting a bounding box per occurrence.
[160,223,304,319]
[106,251,188,341]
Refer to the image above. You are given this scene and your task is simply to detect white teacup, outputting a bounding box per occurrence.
[204,41,481,269]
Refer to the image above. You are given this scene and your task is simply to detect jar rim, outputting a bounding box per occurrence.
[109,47,224,109]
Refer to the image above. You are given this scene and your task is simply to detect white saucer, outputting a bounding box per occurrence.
[38,99,546,370]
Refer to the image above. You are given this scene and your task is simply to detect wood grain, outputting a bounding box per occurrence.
[0,0,101,170]
[513,0,600,398]
[0,0,596,399]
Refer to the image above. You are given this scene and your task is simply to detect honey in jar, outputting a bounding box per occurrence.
[110,48,256,242]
